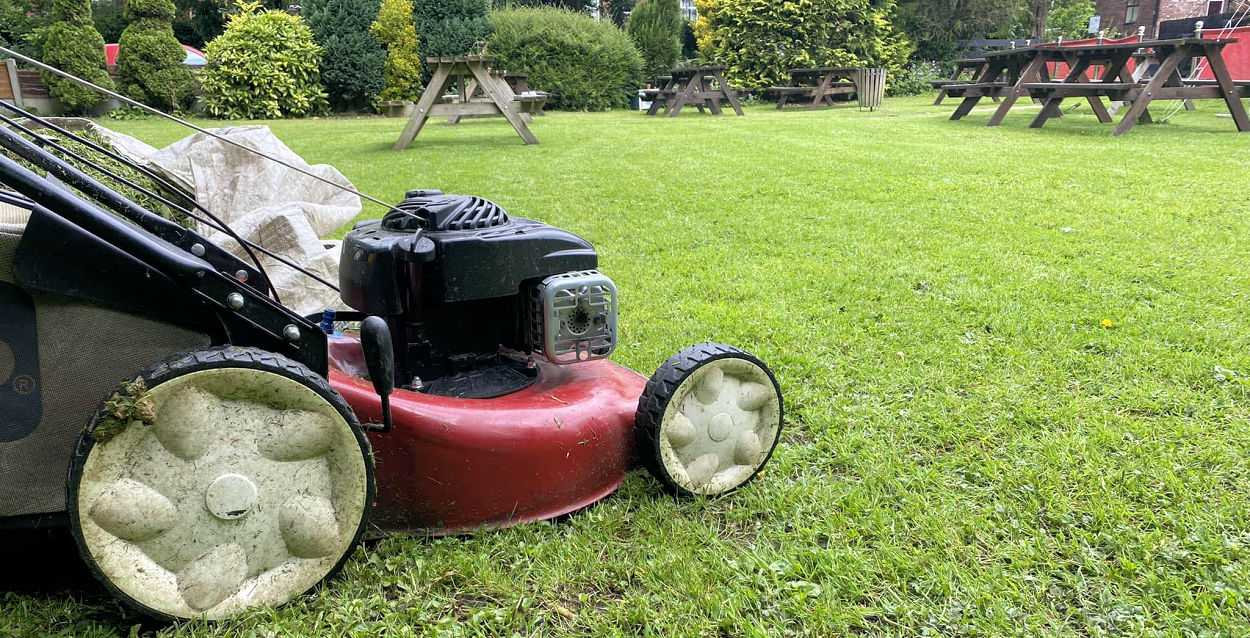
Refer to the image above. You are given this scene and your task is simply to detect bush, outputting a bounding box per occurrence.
[488,7,644,111]
[92,0,127,42]
[693,0,912,93]
[370,0,422,101]
[304,0,385,110]
[412,0,489,59]
[888,59,945,97]
[200,1,327,119]
[627,0,680,81]
[117,0,198,110]
[42,0,115,114]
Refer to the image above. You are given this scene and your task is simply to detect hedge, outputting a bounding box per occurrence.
[488,7,644,111]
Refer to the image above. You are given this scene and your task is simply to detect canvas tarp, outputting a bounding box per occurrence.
[93,123,359,316]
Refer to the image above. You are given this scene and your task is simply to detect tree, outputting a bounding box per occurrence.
[92,0,126,42]
[0,0,54,58]
[371,0,422,101]
[304,0,386,110]
[117,0,198,110]
[695,0,912,92]
[601,0,634,25]
[627,0,679,80]
[42,0,114,113]
[894,0,1024,60]
[199,1,327,118]
[412,0,490,59]
[1044,0,1095,39]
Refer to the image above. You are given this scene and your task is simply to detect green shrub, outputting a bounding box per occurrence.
[117,0,198,110]
[370,0,422,101]
[412,0,489,59]
[303,0,385,110]
[92,0,127,42]
[888,59,945,97]
[42,0,114,114]
[694,0,912,93]
[627,0,680,81]
[488,7,644,111]
[200,1,327,119]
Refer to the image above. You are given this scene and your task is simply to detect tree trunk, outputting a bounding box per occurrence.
[1031,1,1048,40]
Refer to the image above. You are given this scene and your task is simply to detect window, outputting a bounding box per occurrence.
[1125,0,1140,24]
[1208,1,1225,14]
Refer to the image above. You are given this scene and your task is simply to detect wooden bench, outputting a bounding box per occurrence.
[514,92,548,114]
[768,67,860,110]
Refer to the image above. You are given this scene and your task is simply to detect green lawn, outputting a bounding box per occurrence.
[6,94,1250,636]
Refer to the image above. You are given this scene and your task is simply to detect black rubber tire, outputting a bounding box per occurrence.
[634,343,783,497]
[66,346,376,623]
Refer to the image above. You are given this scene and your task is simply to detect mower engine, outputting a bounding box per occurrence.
[339,190,617,399]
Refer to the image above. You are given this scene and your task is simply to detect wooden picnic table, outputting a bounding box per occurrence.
[1019,38,1247,134]
[644,65,744,117]
[394,56,545,148]
[930,57,998,105]
[942,46,1053,123]
[768,67,859,110]
[942,38,1248,135]
[443,68,547,126]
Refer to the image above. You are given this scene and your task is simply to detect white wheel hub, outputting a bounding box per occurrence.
[75,368,369,620]
[205,474,259,521]
[658,358,781,495]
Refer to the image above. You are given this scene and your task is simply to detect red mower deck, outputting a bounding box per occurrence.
[328,334,647,535]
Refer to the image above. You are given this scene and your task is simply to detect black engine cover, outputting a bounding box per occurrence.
[338,191,599,390]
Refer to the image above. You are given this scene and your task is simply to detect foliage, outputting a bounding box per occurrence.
[627,0,680,81]
[601,0,634,25]
[887,59,945,96]
[1029,0,1096,40]
[0,0,53,59]
[694,0,912,92]
[679,19,696,59]
[92,0,126,42]
[370,0,422,101]
[412,0,489,59]
[93,378,156,444]
[488,7,643,110]
[200,1,327,118]
[117,0,198,111]
[304,0,385,110]
[41,0,114,114]
[895,0,1088,60]
[179,0,226,47]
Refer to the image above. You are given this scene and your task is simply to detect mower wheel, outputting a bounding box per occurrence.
[636,343,783,496]
[67,346,375,622]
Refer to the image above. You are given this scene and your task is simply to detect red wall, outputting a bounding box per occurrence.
[1200,26,1250,80]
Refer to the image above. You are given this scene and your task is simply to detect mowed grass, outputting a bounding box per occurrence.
[5,95,1250,637]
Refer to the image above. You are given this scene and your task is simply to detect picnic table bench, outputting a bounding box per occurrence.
[1020,38,1248,134]
[394,56,542,148]
[503,72,546,116]
[644,66,744,117]
[767,67,859,110]
[931,57,999,105]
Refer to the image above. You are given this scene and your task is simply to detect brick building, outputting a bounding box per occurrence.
[1094,0,1240,37]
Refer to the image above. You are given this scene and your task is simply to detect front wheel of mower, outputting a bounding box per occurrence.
[67,347,375,622]
[635,343,783,496]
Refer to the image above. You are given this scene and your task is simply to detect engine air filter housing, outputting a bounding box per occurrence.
[529,270,617,365]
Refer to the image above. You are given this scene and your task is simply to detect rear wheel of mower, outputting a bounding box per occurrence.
[636,343,783,496]
[67,346,375,622]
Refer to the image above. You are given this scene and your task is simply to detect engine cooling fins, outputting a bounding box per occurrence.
[395,190,510,231]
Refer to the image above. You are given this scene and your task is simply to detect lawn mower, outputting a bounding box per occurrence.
[0,48,784,622]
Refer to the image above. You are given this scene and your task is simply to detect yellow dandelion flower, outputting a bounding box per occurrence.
[1101,319,1114,328]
